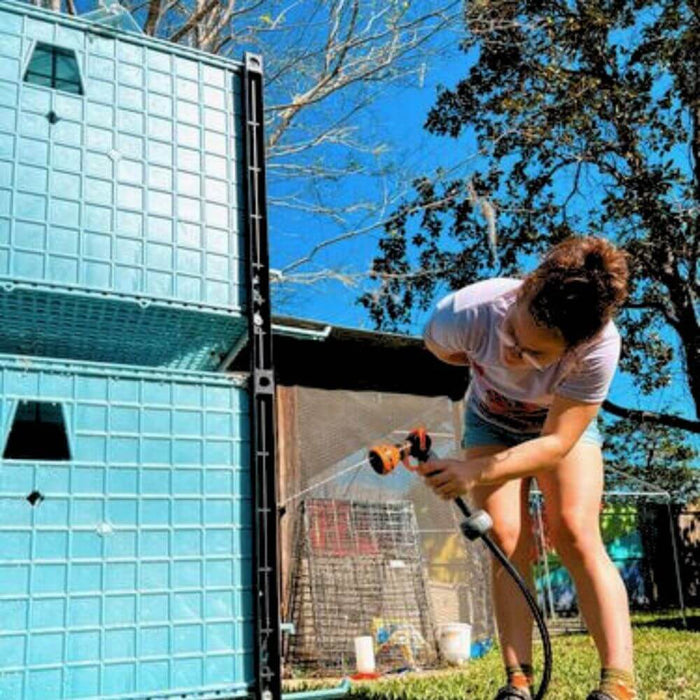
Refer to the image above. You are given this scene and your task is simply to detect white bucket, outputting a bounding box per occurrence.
[354,635,376,673]
[437,623,472,665]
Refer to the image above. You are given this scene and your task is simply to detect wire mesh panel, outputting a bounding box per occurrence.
[0,0,248,366]
[0,284,246,370]
[287,498,438,673]
[0,355,254,699]
[279,387,496,676]
[531,488,688,628]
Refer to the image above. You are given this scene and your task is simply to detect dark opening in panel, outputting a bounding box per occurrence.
[24,42,84,95]
[4,401,71,460]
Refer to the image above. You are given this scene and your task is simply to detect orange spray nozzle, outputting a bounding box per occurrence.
[367,428,432,476]
[367,444,404,475]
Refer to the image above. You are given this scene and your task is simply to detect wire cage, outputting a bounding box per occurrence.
[286,498,438,674]
[278,387,497,676]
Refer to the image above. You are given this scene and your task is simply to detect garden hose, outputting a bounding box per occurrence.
[369,428,552,699]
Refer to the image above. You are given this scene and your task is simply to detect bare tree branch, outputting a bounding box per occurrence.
[602,400,700,434]
[143,0,162,35]
[168,0,220,43]
[266,2,461,148]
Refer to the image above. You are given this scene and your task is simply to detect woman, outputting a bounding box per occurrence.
[421,236,635,700]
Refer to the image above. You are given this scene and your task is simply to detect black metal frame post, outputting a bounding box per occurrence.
[242,52,281,700]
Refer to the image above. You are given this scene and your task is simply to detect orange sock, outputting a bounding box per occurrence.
[599,667,637,700]
[506,664,533,695]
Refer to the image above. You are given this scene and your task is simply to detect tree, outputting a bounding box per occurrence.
[360,0,700,439]
[603,416,699,502]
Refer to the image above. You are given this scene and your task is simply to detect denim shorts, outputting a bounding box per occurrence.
[462,405,603,449]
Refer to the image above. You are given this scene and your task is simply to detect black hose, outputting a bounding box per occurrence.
[453,495,552,700]
[370,433,552,698]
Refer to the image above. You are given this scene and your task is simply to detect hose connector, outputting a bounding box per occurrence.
[460,510,493,541]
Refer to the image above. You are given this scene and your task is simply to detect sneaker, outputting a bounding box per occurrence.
[494,686,532,700]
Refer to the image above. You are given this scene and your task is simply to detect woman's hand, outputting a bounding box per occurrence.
[416,458,482,500]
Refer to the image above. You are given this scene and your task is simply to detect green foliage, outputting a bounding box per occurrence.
[603,415,699,501]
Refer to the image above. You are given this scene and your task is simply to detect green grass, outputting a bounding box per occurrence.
[283,611,700,699]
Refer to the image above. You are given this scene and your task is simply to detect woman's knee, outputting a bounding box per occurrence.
[488,517,532,562]
[549,508,604,563]
[471,473,532,563]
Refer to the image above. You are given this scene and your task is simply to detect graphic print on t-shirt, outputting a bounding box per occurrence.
[469,361,549,433]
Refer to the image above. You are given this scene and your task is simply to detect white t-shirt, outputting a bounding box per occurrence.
[424,278,621,434]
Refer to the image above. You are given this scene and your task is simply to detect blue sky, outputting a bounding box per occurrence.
[267,47,469,331]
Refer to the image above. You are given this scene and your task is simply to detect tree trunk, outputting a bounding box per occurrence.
[667,279,700,420]
[654,242,700,419]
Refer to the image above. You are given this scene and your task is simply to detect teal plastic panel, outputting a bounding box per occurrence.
[0,355,254,699]
[0,283,247,370]
[0,0,247,318]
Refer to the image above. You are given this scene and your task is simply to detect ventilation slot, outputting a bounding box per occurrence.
[24,42,83,95]
[4,401,70,460]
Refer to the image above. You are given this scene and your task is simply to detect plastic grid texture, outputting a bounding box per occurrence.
[0,0,248,317]
[0,283,247,371]
[0,354,254,699]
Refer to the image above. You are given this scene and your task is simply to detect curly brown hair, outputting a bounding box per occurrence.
[518,236,629,347]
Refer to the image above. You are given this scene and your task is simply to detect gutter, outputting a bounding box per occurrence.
[271,323,332,341]
[217,322,332,371]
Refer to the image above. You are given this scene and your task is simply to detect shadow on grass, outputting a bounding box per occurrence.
[633,614,700,631]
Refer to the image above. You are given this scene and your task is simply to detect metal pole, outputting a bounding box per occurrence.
[534,495,556,620]
[665,499,688,629]
[243,51,282,700]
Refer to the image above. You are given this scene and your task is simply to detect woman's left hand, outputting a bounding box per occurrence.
[416,458,482,500]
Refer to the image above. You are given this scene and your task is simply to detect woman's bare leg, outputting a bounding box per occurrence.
[537,442,634,670]
[468,445,536,670]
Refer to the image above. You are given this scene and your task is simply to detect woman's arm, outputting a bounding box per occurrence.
[418,395,601,498]
[424,335,470,366]
[477,396,601,483]
[422,287,485,367]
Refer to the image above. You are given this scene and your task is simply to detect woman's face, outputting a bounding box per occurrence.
[498,300,567,371]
